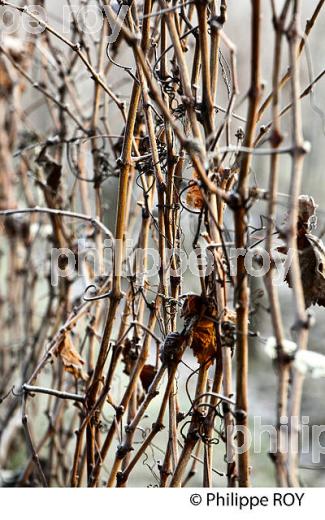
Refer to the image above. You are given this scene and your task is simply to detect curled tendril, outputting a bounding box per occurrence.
[83,284,112,301]
[12,385,24,397]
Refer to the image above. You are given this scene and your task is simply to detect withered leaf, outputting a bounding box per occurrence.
[140,364,156,392]
[186,168,204,210]
[122,338,137,375]
[160,332,185,366]
[286,233,325,308]
[46,160,62,193]
[56,334,88,381]
[280,195,325,308]
[181,294,220,366]
[281,195,318,240]
[181,295,217,365]
[181,294,218,321]
[181,295,206,319]
[190,319,216,366]
[36,148,62,194]
[186,182,204,210]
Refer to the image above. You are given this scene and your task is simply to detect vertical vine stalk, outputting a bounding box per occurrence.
[286,0,310,487]
[234,0,262,488]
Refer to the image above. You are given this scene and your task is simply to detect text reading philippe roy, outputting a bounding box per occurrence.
[189,491,305,510]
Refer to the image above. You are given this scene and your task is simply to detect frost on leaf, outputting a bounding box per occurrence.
[56,334,88,381]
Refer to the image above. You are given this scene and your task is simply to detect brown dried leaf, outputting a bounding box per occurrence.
[122,338,137,375]
[140,364,156,392]
[36,149,62,195]
[46,161,62,193]
[186,182,204,209]
[286,233,325,308]
[181,295,218,364]
[191,319,216,366]
[57,334,88,381]
[282,196,325,308]
[181,294,218,321]
[277,195,325,309]
[181,295,205,319]
[186,168,204,210]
